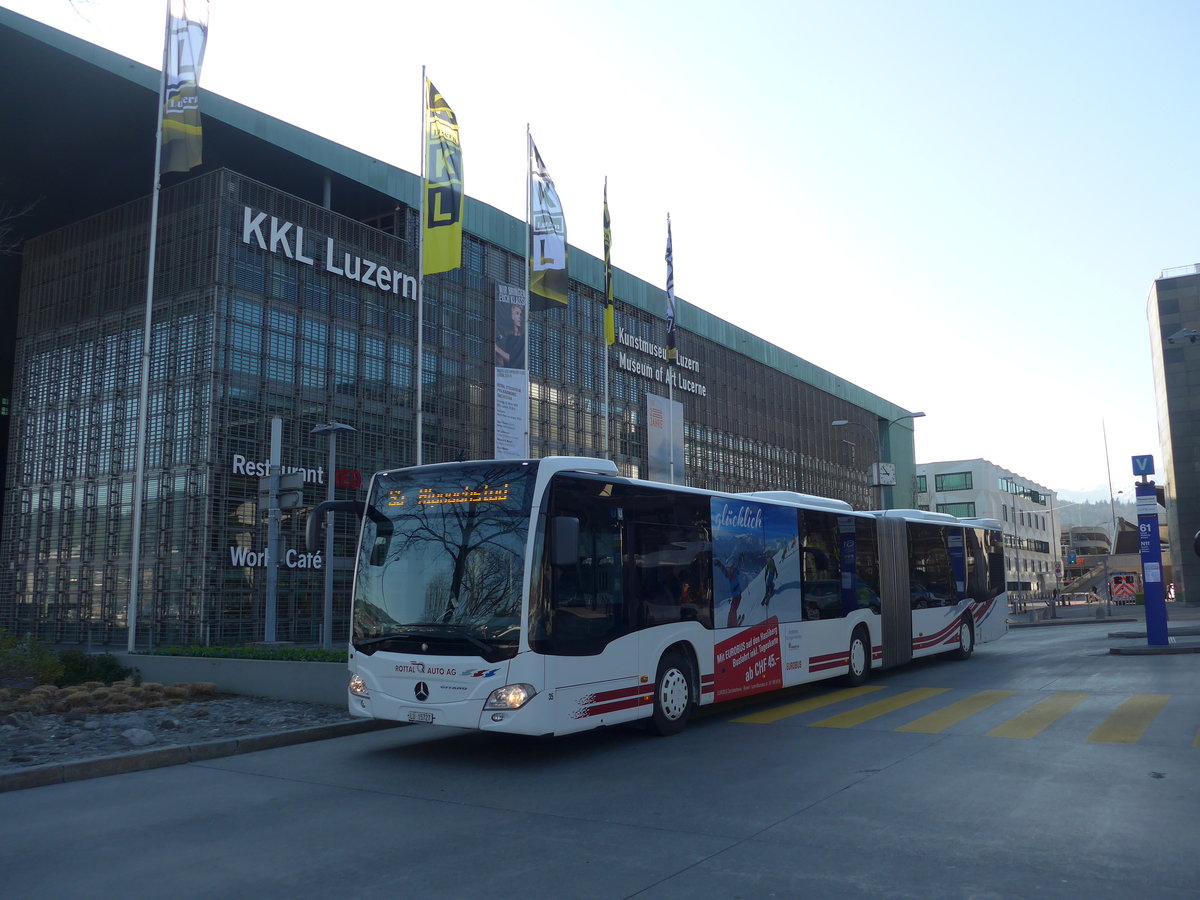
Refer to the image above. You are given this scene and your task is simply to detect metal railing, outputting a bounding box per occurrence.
[1159,263,1200,280]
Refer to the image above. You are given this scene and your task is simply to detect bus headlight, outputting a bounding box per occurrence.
[349,673,370,697]
[484,683,536,710]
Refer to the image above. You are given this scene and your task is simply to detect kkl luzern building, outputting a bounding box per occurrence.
[0,11,922,648]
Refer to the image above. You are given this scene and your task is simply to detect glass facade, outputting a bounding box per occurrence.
[1,169,897,648]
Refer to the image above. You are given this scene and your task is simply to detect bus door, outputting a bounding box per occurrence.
[538,477,641,734]
[790,509,878,685]
[905,521,963,659]
[967,527,1006,642]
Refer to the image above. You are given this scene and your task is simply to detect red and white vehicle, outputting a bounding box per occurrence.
[329,457,1007,737]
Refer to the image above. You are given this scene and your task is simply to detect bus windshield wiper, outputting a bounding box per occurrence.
[355,626,496,655]
[354,631,419,648]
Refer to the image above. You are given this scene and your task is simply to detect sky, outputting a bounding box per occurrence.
[6,0,1199,503]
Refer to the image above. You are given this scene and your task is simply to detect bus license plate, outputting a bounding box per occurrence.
[407,711,435,724]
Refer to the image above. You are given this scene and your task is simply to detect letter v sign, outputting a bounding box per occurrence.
[1132,455,1155,476]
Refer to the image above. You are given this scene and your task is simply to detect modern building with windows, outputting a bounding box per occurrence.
[1059,525,1112,583]
[1147,266,1200,604]
[0,10,923,649]
[916,459,1058,598]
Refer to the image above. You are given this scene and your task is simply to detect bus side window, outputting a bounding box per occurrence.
[631,521,712,629]
[800,509,843,620]
[854,518,881,614]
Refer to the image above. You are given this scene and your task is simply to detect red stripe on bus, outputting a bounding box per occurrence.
[808,653,849,673]
[972,599,994,624]
[913,619,960,650]
[575,695,650,718]
[809,650,848,665]
[583,684,645,704]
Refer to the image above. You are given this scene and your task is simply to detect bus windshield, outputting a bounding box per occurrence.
[351,461,538,660]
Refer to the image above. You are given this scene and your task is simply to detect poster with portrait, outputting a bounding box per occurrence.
[494,284,527,370]
[494,284,529,458]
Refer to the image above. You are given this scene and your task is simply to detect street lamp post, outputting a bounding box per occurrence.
[831,412,925,509]
[311,421,356,651]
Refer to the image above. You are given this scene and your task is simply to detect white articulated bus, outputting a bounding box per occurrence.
[325,457,1007,737]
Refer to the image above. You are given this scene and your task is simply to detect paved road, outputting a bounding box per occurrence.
[2,620,1197,899]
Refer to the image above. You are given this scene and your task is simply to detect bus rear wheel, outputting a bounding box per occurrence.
[951,616,974,660]
[844,626,871,686]
[649,651,694,736]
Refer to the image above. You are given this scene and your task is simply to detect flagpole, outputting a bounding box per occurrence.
[603,346,610,459]
[128,2,174,653]
[603,176,611,460]
[524,125,532,459]
[1103,418,1116,616]
[666,213,675,485]
[415,66,426,467]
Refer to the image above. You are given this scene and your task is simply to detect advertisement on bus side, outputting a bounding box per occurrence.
[710,498,802,700]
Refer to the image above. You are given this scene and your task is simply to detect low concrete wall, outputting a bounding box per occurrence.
[112,654,348,706]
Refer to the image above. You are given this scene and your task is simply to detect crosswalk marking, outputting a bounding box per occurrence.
[810,687,949,729]
[1087,694,1171,744]
[984,692,1089,739]
[732,685,885,724]
[895,690,1019,734]
[730,683,1197,747]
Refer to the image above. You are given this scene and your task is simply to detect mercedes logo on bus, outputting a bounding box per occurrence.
[414,682,430,702]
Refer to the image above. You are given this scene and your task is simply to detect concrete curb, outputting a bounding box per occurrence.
[1009,617,1137,629]
[1108,625,1200,639]
[0,719,399,794]
[1109,641,1200,655]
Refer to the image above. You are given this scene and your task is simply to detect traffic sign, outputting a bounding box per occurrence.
[258,471,306,509]
[278,471,305,509]
[1132,454,1154,476]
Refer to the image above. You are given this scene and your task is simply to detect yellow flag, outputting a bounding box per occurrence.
[423,79,463,275]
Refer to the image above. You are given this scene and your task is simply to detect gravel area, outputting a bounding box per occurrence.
[1,695,356,774]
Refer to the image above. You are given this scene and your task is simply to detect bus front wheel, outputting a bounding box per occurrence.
[844,626,870,687]
[649,650,694,736]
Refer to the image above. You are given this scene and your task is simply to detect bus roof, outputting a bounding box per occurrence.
[879,508,961,524]
[959,517,1003,530]
[738,491,855,512]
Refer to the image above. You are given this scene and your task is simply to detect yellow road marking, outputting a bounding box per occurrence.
[986,692,1089,739]
[810,688,949,728]
[895,690,1019,734]
[1087,694,1171,744]
[733,685,886,724]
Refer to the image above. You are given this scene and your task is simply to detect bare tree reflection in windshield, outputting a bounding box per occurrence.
[367,462,530,637]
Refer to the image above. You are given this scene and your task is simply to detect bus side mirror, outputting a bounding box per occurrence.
[551,516,581,567]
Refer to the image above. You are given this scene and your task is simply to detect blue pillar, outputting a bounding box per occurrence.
[1135,479,1169,646]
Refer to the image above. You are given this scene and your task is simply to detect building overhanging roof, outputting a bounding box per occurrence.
[0,7,910,422]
